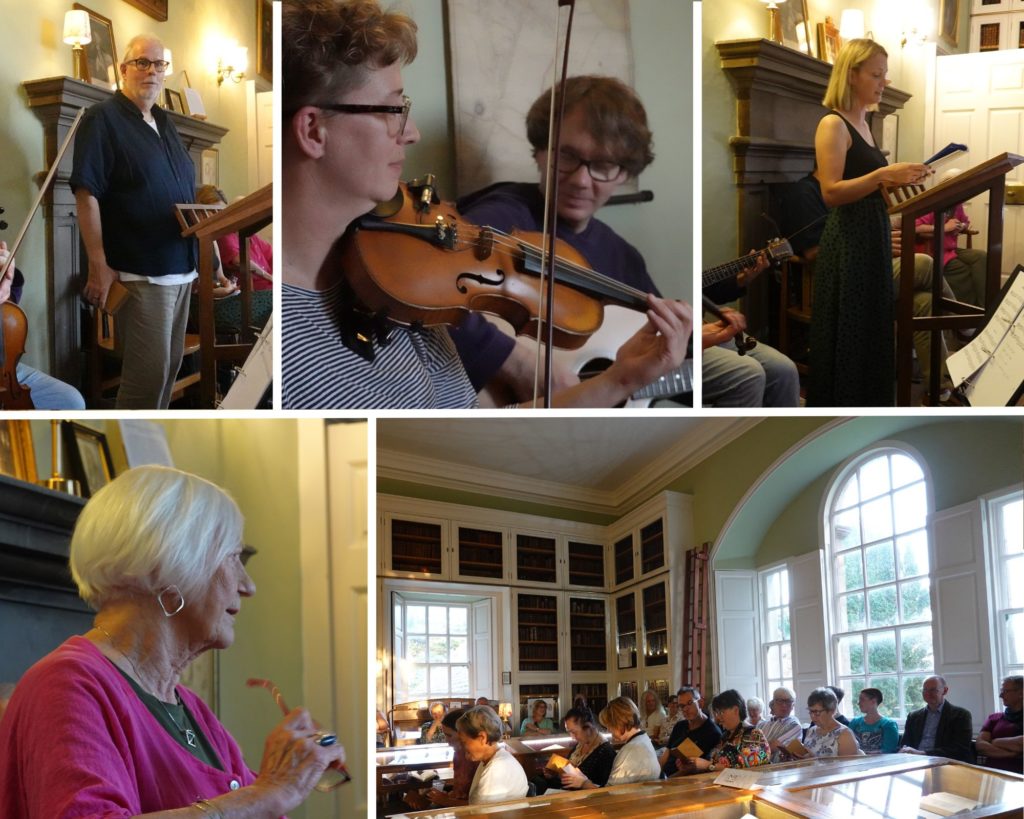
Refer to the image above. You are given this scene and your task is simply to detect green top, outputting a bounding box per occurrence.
[112,663,223,770]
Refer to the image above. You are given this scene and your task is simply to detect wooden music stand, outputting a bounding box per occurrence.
[885,152,1023,406]
[178,184,272,408]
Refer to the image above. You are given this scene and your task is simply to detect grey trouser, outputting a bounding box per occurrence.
[115,280,192,409]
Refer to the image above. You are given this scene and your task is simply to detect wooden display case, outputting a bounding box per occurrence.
[516,591,560,672]
[569,596,608,672]
[567,539,606,588]
[515,532,559,586]
[615,590,638,670]
[454,524,505,580]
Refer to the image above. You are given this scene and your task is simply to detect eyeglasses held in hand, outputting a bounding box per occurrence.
[246,677,351,791]
[124,58,170,72]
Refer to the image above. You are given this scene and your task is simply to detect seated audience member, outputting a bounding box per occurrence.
[405,708,478,810]
[746,697,766,729]
[563,697,661,788]
[520,698,554,737]
[195,185,273,291]
[420,701,446,744]
[659,686,723,777]
[790,688,862,758]
[458,706,528,804]
[827,685,851,726]
[658,697,682,746]
[532,704,615,794]
[900,676,975,763]
[640,689,666,742]
[376,709,391,748]
[848,687,899,754]
[690,689,770,771]
[914,169,987,308]
[475,696,490,707]
[760,686,803,763]
[975,675,1023,774]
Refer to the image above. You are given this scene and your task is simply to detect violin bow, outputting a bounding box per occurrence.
[535,0,577,408]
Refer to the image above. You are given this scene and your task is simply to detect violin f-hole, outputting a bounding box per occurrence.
[456,269,505,293]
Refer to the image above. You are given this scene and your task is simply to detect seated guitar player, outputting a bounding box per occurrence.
[450,75,696,407]
[0,241,85,409]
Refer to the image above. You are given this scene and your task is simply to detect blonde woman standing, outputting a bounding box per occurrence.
[808,39,931,407]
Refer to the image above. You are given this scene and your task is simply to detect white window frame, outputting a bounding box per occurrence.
[401,600,473,700]
[822,446,935,722]
[985,486,1024,683]
[758,562,793,701]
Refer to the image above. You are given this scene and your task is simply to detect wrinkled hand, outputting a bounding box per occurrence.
[611,296,692,393]
[251,707,347,814]
[701,309,745,349]
[214,275,239,298]
[83,258,118,310]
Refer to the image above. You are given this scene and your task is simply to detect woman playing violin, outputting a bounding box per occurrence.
[281,0,692,410]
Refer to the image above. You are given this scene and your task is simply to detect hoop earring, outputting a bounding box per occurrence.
[157,585,185,617]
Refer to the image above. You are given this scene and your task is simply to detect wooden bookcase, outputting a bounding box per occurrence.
[613,533,635,586]
[390,518,444,575]
[640,519,666,575]
[515,533,558,586]
[569,596,607,672]
[615,590,638,670]
[455,525,504,580]
[642,580,669,667]
[567,540,605,588]
[517,592,559,672]
[571,682,609,716]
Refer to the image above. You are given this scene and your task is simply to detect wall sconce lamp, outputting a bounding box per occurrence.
[758,0,788,45]
[63,10,92,82]
[216,41,248,85]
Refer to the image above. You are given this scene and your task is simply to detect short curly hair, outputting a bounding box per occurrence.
[807,687,839,712]
[282,0,417,113]
[599,696,642,733]
[525,75,654,177]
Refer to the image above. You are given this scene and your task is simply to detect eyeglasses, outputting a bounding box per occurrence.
[554,149,623,182]
[247,678,351,790]
[124,58,170,73]
[315,95,412,136]
[807,708,827,717]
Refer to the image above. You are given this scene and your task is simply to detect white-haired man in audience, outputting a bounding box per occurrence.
[760,686,803,763]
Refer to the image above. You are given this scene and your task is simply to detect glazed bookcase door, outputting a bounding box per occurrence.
[513,530,561,588]
[515,590,561,673]
[566,539,606,590]
[452,522,507,583]
[383,513,449,579]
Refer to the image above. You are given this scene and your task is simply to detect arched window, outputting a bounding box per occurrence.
[826,448,933,720]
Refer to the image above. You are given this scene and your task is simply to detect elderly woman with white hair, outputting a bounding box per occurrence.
[457,705,528,804]
[0,466,345,818]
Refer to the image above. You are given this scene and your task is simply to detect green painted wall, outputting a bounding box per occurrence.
[401,0,692,299]
[3,0,264,373]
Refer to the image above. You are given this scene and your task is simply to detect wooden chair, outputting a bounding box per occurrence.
[777,248,818,378]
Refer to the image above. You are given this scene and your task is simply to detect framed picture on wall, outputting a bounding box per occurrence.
[164,88,185,114]
[0,421,37,483]
[121,0,168,22]
[817,17,841,64]
[74,4,119,90]
[61,422,114,498]
[257,0,273,82]
[939,0,960,52]
[780,0,814,58]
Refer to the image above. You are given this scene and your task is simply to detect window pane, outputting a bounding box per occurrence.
[1006,611,1024,666]
[836,477,859,511]
[900,578,932,623]
[865,542,896,585]
[860,457,891,500]
[766,609,782,642]
[450,636,468,663]
[836,552,864,592]
[408,636,427,662]
[870,677,900,719]
[1009,557,1024,608]
[867,630,897,673]
[781,570,790,605]
[893,484,927,534]
[903,675,927,717]
[429,665,448,694]
[891,453,922,488]
[868,586,898,627]
[450,607,468,635]
[781,643,793,678]
[451,665,470,694]
[407,605,426,633]
[839,592,866,631]
[1000,499,1023,555]
[862,496,894,543]
[429,636,448,663]
[428,606,447,634]
[781,608,791,640]
[838,634,864,675]
[766,644,780,677]
[410,666,427,696]
[897,531,930,579]
[900,626,934,672]
[834,508,862,550]
[394,604,402,631]
[766,572,780,608]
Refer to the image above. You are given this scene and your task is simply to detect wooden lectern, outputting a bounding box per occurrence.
[178,184,272,408]
[885,152,1023,406]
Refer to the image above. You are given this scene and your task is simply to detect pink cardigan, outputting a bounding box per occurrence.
[0,636,264,818]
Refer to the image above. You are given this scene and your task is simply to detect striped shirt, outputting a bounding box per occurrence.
[282,282,478,409]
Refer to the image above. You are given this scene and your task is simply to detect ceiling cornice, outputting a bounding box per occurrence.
[378,418,763,516]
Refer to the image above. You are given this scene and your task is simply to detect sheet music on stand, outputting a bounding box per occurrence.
[946,266,1024,406]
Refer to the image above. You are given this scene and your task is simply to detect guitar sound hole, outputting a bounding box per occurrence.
[578,358,613,380]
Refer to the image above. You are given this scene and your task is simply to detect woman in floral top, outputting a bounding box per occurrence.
[691,689,770,771]
[793,688,863,758]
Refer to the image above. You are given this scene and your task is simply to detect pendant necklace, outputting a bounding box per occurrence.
[95,624,198,749]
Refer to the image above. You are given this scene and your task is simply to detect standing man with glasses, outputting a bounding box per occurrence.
[72,35,197,408]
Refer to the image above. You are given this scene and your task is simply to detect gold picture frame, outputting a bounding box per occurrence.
[0,421,37,483]
[73,4,119,91]
[257,0,273,83]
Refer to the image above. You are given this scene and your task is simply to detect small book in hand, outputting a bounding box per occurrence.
[545,754,578,776]
[409,769,438,782]
[669,737,705,760]
[785,738,810,757]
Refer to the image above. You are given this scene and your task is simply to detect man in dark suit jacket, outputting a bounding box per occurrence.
[900,675,974,762]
